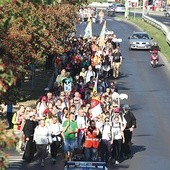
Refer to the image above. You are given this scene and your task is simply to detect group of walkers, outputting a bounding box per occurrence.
[78,7,105,24]
[11,31,137,167]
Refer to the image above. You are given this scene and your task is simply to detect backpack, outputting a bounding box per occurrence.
[101,124,112,140]
[57,111,62,124]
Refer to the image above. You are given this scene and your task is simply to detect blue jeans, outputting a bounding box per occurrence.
[77,130,84,149]
[84,148,98,161]
[64,139,76,152]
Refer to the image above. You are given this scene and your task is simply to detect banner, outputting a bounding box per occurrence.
[84,19,92,39]
[91,74,102,119]
[99,20,106,47]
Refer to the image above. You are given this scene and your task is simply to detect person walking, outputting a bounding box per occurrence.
[83,120,101,161]
[112,116,125,165]
[98,9,104,24]
[84,65,95,83]
[75,108,87,149]
[6,103,13,129]
[12,105,25,153]
[112,48,122,79]
[62,112,78,161]
[100,117,113,165]
[22,112,37,162]
[122,104,136,158]
[33,118,52,167]
[48,116,63,163]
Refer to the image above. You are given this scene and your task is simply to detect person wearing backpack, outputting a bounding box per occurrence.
[112,48,122,79]
[112,116,125,165]
[99,117,113,166]
[84,65,95,83]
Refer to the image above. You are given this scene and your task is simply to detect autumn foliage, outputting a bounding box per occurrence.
[0,0,79,97]
[0,120,18,170]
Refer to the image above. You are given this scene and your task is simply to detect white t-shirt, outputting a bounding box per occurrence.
[85,70,95,83]
[34,125,52,144]
[48,123,62,142]
[96,121,103,129]
[76,115,86,129]
[100,125,112,141]
[112,122,123,140]
[112,115,127,130]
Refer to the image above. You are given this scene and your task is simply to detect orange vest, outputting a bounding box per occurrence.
[84,129,100,149]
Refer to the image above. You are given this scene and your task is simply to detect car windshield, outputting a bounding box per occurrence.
[109,4,116,8]
[131,34,149,39]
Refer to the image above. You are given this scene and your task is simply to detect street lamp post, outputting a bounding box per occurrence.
[142,0,148,16]
[142,0,145,16]
[125,0,130,19]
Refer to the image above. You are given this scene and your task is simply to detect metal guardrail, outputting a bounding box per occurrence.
[142,14,170,45]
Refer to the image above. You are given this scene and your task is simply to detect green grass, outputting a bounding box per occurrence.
[119,16,170,62]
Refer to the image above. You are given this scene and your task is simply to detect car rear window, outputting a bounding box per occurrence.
[117,4,125,7]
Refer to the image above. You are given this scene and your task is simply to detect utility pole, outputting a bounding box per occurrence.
[142,0,146,16]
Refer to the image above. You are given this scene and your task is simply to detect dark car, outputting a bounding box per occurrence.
[165,9,170,17]
[128,31,153,50]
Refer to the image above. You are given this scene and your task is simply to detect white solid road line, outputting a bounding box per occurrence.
[7,156,23,170]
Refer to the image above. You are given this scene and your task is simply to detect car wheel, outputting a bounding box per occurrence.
[129,46,132,50]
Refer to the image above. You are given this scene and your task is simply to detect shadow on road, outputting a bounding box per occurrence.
[155,63,165,68]
[129,104,142,112]
[131,144,146,156]
[108,162,130,170]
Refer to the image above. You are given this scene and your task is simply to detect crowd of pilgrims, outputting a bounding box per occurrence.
[11,34,136,167]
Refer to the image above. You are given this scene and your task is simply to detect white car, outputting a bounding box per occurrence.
[115,4,125,13]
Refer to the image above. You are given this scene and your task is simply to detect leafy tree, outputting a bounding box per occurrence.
[0,0,79,102]
[0,120,18,170]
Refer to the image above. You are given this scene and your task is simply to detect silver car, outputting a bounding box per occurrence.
[128,32,153,50]
[115,4,125,13]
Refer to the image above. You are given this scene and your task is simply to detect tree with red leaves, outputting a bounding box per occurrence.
[0,0,81,101]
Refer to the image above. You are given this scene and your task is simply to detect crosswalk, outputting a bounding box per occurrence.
[7,156,23,170]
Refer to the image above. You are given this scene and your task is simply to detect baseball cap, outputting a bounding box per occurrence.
[114,107,120,113]
[123,104,130,110]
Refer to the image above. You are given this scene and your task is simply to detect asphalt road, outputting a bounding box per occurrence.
[130,10,170,27]
[8,18,170,170]
[148,14,170,27]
